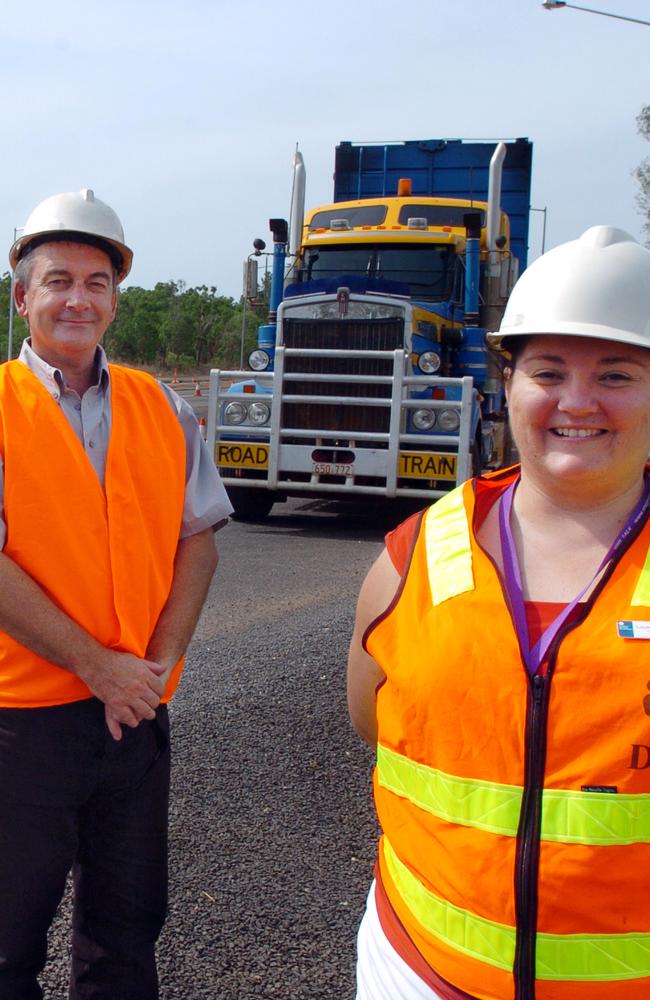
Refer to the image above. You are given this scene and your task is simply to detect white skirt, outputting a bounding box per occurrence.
[355,881,445,1000]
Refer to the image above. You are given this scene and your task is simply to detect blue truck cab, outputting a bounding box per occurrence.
[209,138,533,520]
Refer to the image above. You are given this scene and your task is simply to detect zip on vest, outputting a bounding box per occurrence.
[514,673,547,1000]
[503,476,650,997]
[513,558,645,1000]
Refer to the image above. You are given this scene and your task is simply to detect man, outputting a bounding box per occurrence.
[0,188,233,999]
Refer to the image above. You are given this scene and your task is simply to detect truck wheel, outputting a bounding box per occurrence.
[228,486,275,522]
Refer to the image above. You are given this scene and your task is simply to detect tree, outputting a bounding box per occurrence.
[106,280,245,371]
[179,285,238,365]
[635,105,650,246]
[106,284,168,364]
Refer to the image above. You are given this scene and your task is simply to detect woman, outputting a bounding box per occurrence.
[347,226,650,1000]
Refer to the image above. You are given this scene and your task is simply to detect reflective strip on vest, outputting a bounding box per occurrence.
[377,744,650,846]
[384,837,650,981]
[631,546,650,605]
[425,483,650,611]
[424,487,474,606]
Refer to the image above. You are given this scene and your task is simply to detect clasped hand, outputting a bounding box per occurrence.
[77,650,168,741]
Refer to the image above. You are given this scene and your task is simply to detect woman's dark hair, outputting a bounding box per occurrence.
[485,335,530,380]
[501,336,529,365]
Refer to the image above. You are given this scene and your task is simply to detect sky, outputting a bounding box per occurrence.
[0,0,647,299]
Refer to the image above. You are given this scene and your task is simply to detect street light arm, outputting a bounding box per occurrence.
[542,0,650,24]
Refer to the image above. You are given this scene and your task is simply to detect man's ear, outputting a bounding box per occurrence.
[14,281,28,319]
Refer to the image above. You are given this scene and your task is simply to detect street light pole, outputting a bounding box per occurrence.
[7,227,20,361]
[7,272,15,362]
[239,255,253,372]
[542,1,650,26]
[530,206,548,255]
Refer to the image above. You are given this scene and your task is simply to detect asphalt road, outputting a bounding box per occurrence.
[41,497,415,999]
[173,379,210,421]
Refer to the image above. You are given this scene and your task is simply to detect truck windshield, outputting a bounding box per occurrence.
[303,244,455,301]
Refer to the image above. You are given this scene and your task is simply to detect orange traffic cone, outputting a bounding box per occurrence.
[198,417,207,440]
[171,368,179,385]
[194,382,202,397]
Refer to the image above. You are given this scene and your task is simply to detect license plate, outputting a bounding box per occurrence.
[217,442,269,469]
[312,462,353,477]
[399,451,457,480]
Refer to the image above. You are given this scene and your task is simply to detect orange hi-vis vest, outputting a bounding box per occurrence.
[366,468,650,1000]
[0,360,186,708]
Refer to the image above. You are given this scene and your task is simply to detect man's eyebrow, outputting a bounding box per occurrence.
[41,268,71,279]
[42,268,112,281]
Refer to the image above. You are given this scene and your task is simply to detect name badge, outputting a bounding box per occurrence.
[617,620,650,639]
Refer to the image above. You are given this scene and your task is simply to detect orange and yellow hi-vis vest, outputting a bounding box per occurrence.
[0,360,186,707]
[366,468,650,1000]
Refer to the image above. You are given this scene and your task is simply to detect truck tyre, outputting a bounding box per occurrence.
[228,486,275,522]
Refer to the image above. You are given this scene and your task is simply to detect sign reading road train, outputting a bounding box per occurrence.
[217,443,270,470]
[218,442,457,481]
[398,452,457,480]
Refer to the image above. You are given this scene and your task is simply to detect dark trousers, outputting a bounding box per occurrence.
[0,698,170,1000]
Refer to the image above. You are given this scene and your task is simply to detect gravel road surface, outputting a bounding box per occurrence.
[41,497,416,999]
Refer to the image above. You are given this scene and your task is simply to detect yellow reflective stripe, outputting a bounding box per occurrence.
[423,479,650,611]
[383,836,515,972]
[424,486,474,606]
[536,933,650,982]
[384,837,650,981]
[377,744,650,845]
[630,546,650,605]
[377,744,522,837]
[541,787,650,846]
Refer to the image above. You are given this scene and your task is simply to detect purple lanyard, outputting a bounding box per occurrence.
[498,477,650,675]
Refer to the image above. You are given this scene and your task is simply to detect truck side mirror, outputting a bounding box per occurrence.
[269,218,289,244]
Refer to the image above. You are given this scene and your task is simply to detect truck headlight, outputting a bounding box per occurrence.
[438,408,460,431]
[248,401,271,425]
[417,351,441,374]
[413,408,436,431]
[248,349,270,372]
[224,401,247,425]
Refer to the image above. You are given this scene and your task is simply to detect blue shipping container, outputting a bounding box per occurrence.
[333,138,533,273]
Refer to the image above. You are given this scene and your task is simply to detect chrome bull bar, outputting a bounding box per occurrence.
[208,347,475,500]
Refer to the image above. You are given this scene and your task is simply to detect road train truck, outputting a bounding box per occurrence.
[208,137,534,520]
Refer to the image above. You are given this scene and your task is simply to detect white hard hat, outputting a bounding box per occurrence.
[487,226,650,351]
[10,188,133,282]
